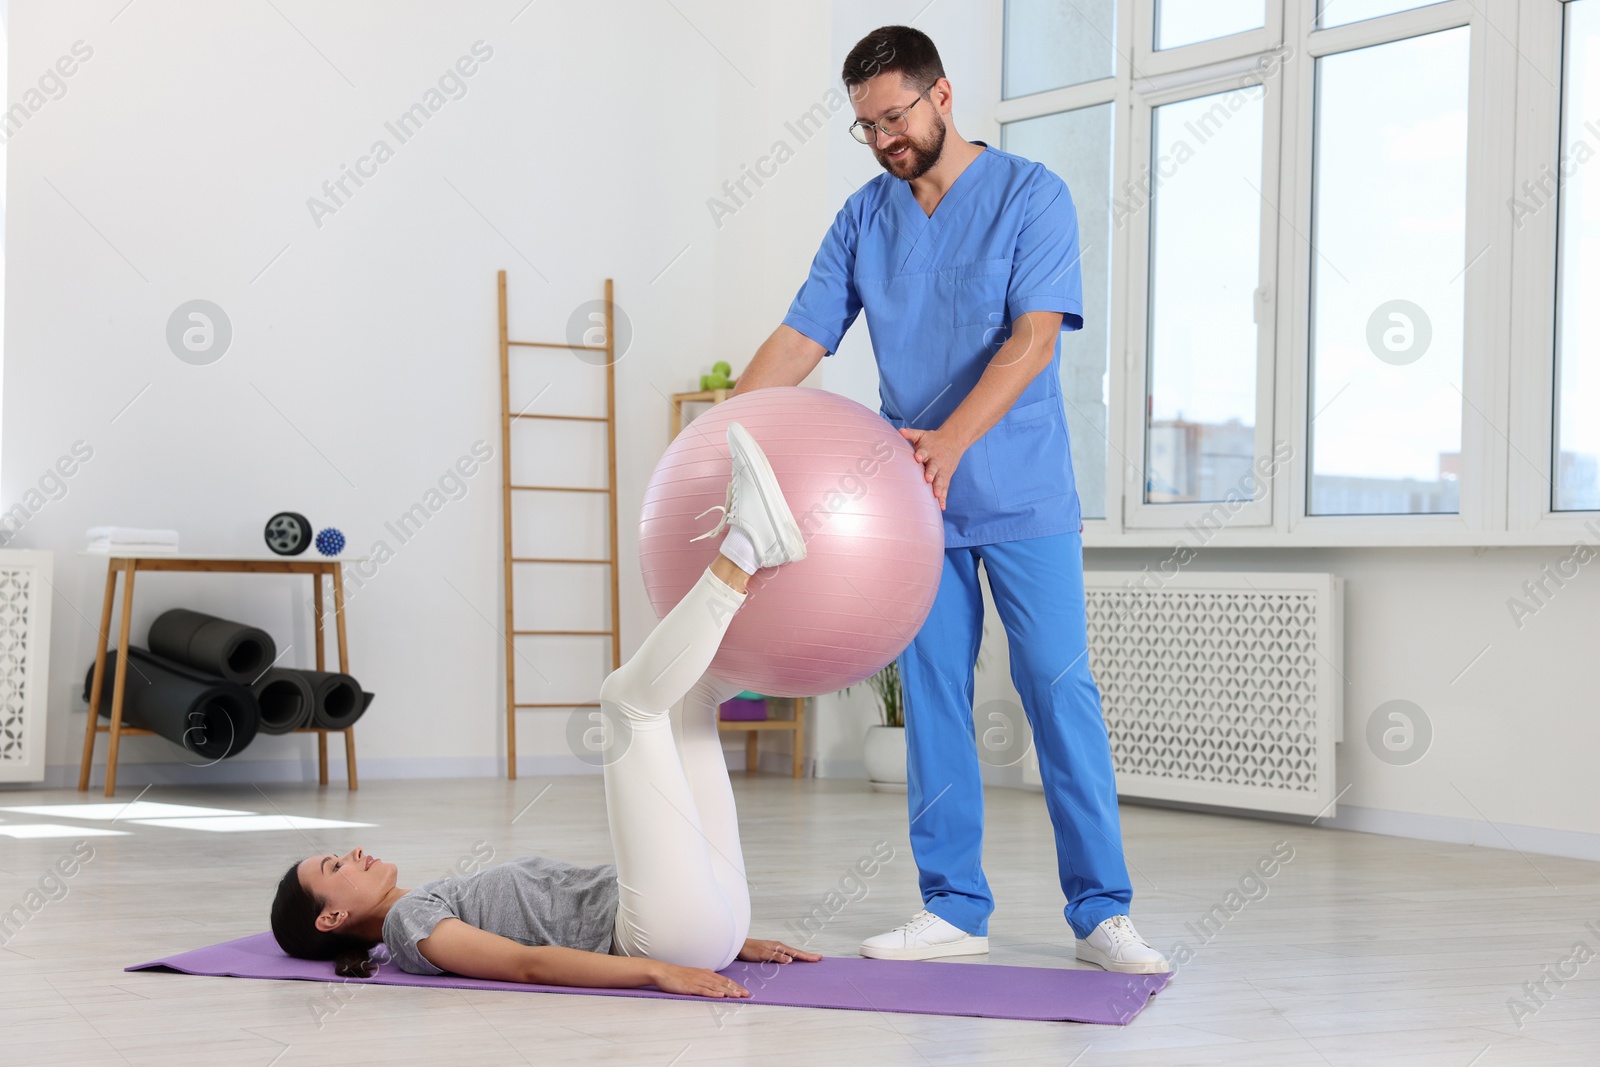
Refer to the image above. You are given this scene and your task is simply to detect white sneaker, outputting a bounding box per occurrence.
[859,909,989,961]
[1075,915,1171,974]
[689,421,808,568]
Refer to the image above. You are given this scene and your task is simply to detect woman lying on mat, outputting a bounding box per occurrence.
[272,422,821,998]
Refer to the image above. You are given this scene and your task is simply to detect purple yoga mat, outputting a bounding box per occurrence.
[127,932,1169,1025]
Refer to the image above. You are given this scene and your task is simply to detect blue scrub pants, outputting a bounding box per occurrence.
[897,529,1132,939]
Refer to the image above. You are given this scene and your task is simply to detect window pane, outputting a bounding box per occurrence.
[1156,0,1265,51]
[1308,29,1469,516]
[1003,0,1116,99]
[1555,0,1600,511]
[1003,104,1115,519]
[1144,88,1265,504]
[1319,0,1449,30]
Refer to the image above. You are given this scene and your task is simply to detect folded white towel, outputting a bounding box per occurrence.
[87,541,180,554]
[86,526,179,552]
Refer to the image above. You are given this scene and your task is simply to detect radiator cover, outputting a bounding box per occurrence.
[1073,571,1343,818]
[0,550,54,783]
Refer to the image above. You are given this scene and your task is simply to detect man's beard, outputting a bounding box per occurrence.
[874,112,947,181]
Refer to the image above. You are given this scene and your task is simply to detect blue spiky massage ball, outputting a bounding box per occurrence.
[315,528,346,556]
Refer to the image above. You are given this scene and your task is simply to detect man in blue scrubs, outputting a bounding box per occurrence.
[733,26,1167,974]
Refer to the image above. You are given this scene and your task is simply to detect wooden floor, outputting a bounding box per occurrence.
[1,775,1597,1065]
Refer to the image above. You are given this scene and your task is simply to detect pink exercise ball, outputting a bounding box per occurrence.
[639,386,945,697]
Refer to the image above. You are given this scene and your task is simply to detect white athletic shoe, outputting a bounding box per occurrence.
[689,421,808,569]
[859,909,989,961]
[1075,915,1171,974]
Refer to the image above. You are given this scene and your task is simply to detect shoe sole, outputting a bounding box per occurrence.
[1074,939,1171,974]
[726,422,808,564]
[858,937,989,961]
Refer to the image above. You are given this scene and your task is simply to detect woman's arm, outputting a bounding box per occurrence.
[417,918,750,997]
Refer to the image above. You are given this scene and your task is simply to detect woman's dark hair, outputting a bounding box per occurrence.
[841,25,945,93]
[271,860,381,979]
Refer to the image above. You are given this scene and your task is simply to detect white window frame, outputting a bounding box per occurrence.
[1122,58,1285,530]
[995,8,1135,535]
[1139,0,1284,75]
[997,0,1585,547]
[1282,0,1506,543]
[1508,0,1600,540]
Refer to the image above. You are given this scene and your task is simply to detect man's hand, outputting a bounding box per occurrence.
[737,938,822,964]
[899,426,965,511]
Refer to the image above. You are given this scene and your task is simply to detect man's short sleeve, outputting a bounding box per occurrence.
[782,203,862,355]
[1007,168,1085,332]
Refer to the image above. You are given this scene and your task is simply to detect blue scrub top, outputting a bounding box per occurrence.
[782,142,1086,548]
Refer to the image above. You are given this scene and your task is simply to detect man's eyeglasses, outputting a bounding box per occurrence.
[848,83,936,145]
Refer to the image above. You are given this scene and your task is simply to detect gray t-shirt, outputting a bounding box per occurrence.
[381,856,621,976]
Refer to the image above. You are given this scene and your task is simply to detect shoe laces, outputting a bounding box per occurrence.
[896,909,941,937]
[688,481,736,543]
[1100,915,1143,946]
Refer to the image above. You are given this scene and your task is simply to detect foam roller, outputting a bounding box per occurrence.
[148,608,277,685]
[286,669,371,730]
[83,647,260,761]
[249,668,316,734]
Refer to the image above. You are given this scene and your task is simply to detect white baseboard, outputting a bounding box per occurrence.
[1315,802,1600,864]
[27,758,1598,863]
[20,749,813,792]
[819,772,1600,863]
[16,754,601,791]
[1114,792,1600,863]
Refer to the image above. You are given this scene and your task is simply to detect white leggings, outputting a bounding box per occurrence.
[601,566,751,971]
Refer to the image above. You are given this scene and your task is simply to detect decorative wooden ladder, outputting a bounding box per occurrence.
[496,270,621,779]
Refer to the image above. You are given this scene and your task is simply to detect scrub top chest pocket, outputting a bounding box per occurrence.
[948,259,1012,329]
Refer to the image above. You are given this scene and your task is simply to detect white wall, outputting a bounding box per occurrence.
[5,1,1596,863]
[0,0,842,784]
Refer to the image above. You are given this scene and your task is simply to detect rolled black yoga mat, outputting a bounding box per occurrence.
[249,668,316,735]
[83,647,260,761]
[148,608,277,686]
[286,669,372,730]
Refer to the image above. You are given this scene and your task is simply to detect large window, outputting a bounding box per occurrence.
[1144,88,1265,504]
[997,0,1595,544]
[0,2,7,481]
[1002,0,1117,98]
[1307,28,1469,516]
[1156,0,1264,49]
[1003,105,1115,519]
[1555,0,1600,512]
[1318,0,1449,30]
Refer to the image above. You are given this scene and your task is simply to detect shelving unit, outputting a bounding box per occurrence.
[77,554,360,796]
